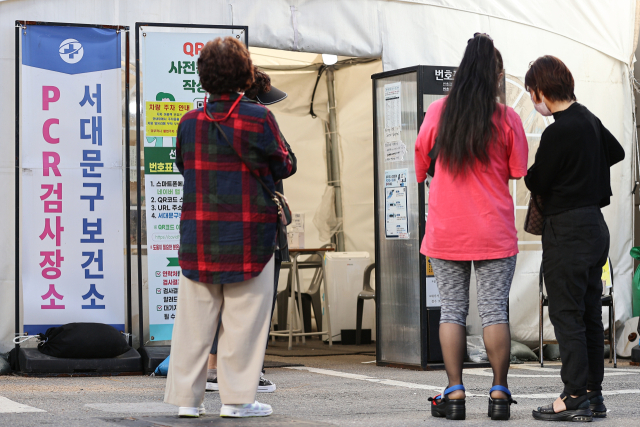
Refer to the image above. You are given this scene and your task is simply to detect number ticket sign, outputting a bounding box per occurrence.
[144,148,182,341]
[142,29,240,341]
[20,25,125,334]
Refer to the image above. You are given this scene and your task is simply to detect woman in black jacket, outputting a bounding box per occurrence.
[524,56,624,422]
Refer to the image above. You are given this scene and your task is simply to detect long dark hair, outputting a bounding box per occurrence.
[435,34,503,176]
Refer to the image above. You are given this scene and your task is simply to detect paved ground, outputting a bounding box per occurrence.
[0,351,639,426]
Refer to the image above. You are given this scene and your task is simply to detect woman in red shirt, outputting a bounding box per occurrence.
[415,33,528,421]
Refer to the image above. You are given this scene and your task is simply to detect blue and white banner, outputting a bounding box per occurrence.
[21,25,125,334]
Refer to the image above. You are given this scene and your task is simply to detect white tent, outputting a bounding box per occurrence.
[1,0,638,352]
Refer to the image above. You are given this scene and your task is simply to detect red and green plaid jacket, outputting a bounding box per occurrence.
[176,93,293,284]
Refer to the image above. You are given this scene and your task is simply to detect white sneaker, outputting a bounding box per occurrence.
[178,403,205,417]
[258,372,276,393]
[220,401,272,418]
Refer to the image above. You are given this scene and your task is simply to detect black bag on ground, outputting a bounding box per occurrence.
[37,323,131,359]
[7,347,20,371]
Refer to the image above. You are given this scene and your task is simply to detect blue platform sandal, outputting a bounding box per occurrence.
[428,385,466,420]
[488,385,517,420]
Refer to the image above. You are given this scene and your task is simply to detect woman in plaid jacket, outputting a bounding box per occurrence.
[164,37,293,419]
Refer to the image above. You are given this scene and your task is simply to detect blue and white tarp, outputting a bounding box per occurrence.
[20,24,125,334]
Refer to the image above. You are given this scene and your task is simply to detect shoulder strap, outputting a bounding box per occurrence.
[205,107,276,200]
[427,137,439,177]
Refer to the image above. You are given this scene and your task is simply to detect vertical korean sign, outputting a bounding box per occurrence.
[142,28,244,341]
[21,25,125,334]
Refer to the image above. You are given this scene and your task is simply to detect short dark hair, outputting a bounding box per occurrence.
[244,67,271,100]
[197,37,254,94]
[525,56,576,102]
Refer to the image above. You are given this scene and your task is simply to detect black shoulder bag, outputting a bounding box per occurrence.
[209,118,292,262]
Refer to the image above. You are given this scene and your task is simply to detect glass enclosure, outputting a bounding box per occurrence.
[374,71,422,365]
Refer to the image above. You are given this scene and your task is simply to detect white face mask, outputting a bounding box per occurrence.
[531,93,553,116]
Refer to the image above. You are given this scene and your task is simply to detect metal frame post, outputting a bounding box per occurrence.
[15,23,22,353]
[135,24,144,347]
[325,67,345,251]
[124,29,133,346]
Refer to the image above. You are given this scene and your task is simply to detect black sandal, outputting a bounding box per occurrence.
[532,393,593,422]
[428,385,466,420]
[587,390,606,418]
[487,385,517,420]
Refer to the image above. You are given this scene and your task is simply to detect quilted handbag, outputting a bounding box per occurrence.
[524,193,545,235]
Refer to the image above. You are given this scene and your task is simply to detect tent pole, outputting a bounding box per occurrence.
[325,67,344,251]
[323,121,333,191]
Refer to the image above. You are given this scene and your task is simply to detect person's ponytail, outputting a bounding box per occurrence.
[435,34,502,177]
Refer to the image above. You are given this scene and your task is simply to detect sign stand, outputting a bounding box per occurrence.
[14,21,137,374]
[134,23,248,373]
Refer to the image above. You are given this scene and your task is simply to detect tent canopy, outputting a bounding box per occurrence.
[0,0,638,351]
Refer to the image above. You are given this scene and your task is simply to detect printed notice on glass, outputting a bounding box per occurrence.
[384,125,401,143]
[384,168,409,239]
[384,82,401,133]
[426,258,440,306]
[384,140,407,162]
[384,82,403,162]
[426,277,441,307]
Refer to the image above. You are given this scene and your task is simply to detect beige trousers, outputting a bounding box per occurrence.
[164,256,274,407]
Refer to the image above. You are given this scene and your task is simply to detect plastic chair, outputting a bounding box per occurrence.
[356,263,376,345]
[539,257,616,367]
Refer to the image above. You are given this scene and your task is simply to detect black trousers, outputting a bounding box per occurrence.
[542,206,609,396]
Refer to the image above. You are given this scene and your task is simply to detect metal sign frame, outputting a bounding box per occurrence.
[134,22,248,347]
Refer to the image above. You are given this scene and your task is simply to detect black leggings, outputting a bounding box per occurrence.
[542,206,609,396]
